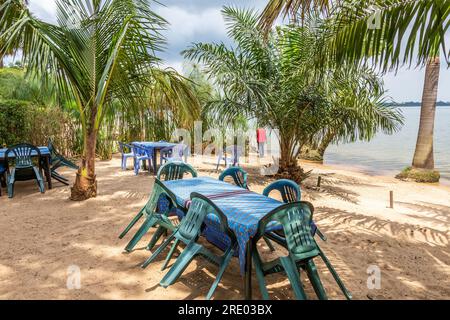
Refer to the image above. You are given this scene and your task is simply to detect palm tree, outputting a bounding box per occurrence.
[0,0,199,200]
[184,7,401,175]
[0,0,29,68]
[412,56,440,170]
[260,0,450,181]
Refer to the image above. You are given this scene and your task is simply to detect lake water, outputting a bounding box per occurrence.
[324,107,450,184]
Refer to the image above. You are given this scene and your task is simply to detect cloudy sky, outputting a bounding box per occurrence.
[26,0,450,102]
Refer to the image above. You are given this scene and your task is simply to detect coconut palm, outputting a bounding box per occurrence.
[184,7,402,174]
[260,0,450,180]
[0,0,199,200]
[0,0,29,68]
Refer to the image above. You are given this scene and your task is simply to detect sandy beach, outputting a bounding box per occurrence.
[0,155,449,300]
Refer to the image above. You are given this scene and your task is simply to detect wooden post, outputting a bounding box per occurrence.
[317,176,322,188]
[389,191,394,209]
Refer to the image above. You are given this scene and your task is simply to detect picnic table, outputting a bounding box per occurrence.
[162,176,285,300]
[132,141,177,174]
[0,146,52,189]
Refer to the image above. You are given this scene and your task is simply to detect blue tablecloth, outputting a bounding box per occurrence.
[163,177,284,274]
[0,146,50,159]
[132,142,177,149]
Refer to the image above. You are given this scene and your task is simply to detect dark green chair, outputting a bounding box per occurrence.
[253,201,351,300]
[264,179,327,242]
[219,166,248,189]
[157,161,197,181]
[48,138,78,185]
[5,144,45,198]
[142,192,237,300]
[262,179,302,251]
[119,178,181,252]
[263,179,301,203]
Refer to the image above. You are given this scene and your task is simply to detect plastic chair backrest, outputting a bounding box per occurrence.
[178,192,237,243]
[263,179,301,203]
[255,202,318,259]
[5,144,41,169]
[143,178,179,216]
[219,167,248,189]
[119,142,133,154]
[132,145,150,157]
[157,161,198,181]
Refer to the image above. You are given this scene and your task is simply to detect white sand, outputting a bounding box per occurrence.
[0,155,448,300]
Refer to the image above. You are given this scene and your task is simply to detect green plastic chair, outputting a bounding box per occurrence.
[253,201,352,300]
[142,192,237,300]
[219,166,248,189]
[5,144,45,198]
[48,138,78,185]
[157,161,198,181]
[264,179,327,242]
[261,179,302,251]
[119,178,180,252]
[263,179,301,203]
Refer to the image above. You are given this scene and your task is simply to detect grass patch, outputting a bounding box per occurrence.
[396,167,440,183]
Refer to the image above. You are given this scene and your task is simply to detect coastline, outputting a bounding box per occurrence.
[301,159,450,189]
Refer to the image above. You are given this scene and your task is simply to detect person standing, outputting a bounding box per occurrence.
[256,128,266,158]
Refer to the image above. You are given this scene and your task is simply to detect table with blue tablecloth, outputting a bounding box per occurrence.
[162,176,285,299]
[132,141,177,174]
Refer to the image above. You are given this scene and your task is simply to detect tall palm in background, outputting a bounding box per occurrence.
[260,0,450,181]
[184,7,402,174]
[0,0,199,200]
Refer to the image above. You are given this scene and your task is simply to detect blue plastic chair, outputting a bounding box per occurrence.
[160,144,188,164]
[219,166,248,189]
[132,145,154,175]
[5,144,45,198]
[216,145,243,170]
[118,142,135,170]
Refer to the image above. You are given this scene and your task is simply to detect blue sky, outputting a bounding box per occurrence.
[24,0,450,102]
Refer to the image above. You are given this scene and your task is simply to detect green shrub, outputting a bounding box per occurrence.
[396,167,440,183]
[0,99,32,146]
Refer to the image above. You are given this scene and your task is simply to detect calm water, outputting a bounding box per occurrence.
[325,107,450,184]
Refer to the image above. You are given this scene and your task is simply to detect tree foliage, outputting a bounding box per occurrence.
[184,7,403,171]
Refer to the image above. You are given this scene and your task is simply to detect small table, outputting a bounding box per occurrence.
[163,176,284,300]
[0,146,52,190]
[132,142,177,174]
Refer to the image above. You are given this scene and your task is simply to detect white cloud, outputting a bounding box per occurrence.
[157,6,227,46]
[29,0,57,23]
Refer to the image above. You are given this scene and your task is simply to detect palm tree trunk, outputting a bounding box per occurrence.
[70,127,98,201]
[412,56,440,170]
[279,135,296,172]
[318,131,336,159]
